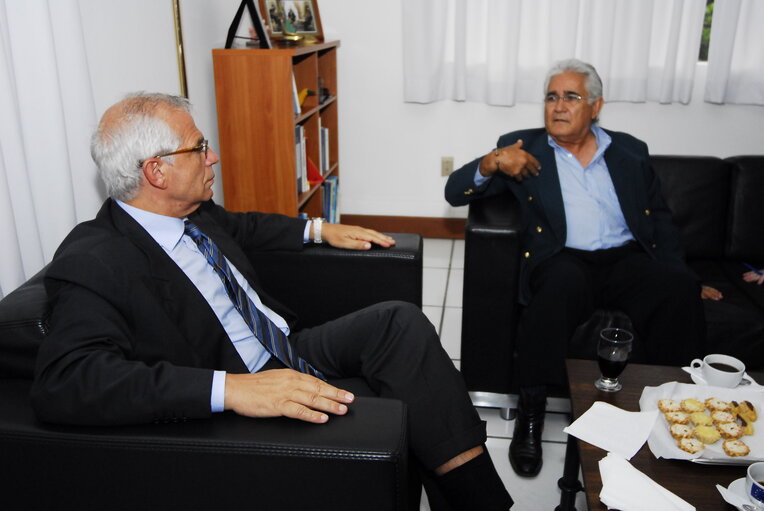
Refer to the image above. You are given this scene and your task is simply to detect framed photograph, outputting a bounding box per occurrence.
[259,0,323,43]
[225,0,271,49]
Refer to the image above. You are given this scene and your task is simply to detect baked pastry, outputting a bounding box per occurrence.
[719,422,744,439]
[704,398,731,412]
[689,412,713,426]
[678,437,705,454]
[681,398,706,413]
[694,425,721,444]
[733,400,758,423]
[711,411,736,424]
[658,399,681,413]
[664,411,690,424]
[669,424,694,439]
[722,439,750,457]
[740,417,755,436]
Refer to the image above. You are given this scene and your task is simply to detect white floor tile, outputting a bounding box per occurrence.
[423,267,449,307]
[439,307,462,360]
[479,407,572,443]
[422,306,443,335]
[445,268,463,308]
[451,239,465,269]
[423,238,453,269]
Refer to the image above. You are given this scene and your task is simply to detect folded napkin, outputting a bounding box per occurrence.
[563,401,658,460]
[599,452,696,511]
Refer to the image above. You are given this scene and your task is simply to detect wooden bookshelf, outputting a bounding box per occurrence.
[212,40,340,217]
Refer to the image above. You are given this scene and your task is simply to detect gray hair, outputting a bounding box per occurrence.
[90,92,191,202]
[544,58,603,102]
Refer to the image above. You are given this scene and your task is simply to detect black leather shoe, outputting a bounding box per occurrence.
[509,386,547,477]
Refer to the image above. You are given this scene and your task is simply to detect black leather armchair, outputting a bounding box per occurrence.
[461,155,764,418]
[0,234,423,510]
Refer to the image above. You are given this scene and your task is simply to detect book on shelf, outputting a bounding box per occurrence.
[292,73,301,116]
[294,125,308,194]
[322,175,339,224]
[319,124,330,173]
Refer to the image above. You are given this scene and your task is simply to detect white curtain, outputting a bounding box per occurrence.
[0,0,102,298]
[705,0,764,105]
[402,0,706,106]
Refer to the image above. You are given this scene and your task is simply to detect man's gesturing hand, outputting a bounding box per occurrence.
[479,140,541,181]
[224,369,355,423]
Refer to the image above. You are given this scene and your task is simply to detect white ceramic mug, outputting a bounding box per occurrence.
[689,354,745,388]
[746,462,764,508]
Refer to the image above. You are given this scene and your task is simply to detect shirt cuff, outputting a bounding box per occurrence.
[303,220,311,243]
[211,370,226,413]
[474,164,490,186]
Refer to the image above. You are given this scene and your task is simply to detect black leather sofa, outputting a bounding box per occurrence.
[0,234,423,510]
[461,155,764,416]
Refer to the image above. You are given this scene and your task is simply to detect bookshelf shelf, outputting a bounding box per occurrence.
[212,40,341,219]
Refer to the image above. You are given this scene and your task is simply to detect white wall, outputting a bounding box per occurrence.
[78,0,764,220]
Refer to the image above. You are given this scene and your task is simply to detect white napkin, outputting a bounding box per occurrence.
[599,452,696,511]
[563,401,659,460]
[716,484,750,510]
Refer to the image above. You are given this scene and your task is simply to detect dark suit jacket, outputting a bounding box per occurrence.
[30,199,306,425]
[445,127,689,304]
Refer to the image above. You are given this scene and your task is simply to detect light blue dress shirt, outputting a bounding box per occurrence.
[473,125,633,250]
[116,201,304,413]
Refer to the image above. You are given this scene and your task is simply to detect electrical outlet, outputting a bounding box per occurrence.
[441,156,454,176]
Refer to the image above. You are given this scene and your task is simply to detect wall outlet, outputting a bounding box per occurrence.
[441,156,454,176]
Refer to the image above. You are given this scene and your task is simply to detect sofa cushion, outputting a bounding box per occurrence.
[650,155,730,260]
[727,156,764,261]
[0,267,49,378]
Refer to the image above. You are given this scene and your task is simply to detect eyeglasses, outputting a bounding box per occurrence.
[137,139,209,168]
[544,93,589,104]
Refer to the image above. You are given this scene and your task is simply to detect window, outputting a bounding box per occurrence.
[699,0,714,61]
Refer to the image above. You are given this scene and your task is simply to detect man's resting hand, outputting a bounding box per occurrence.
[224,369,355,423]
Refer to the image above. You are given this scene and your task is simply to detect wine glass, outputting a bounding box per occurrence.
[594,328,633,392]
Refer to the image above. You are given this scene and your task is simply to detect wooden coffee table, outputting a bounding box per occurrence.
[563,359,761,511]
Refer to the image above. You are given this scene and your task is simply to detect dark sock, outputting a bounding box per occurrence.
[435,448,513,511]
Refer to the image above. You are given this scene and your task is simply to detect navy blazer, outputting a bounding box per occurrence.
[445,127,689,304]
[31,199,306,425]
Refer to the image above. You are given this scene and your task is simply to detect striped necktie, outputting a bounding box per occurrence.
[184,220,325,380]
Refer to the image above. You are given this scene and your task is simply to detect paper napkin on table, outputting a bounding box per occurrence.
[599,452,695,511]
[563,401,659,460]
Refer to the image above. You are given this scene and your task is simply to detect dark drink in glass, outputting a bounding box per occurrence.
[594,328,633,392]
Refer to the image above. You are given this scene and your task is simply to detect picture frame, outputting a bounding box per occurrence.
[259,0,323,43]
[225,0,271,49]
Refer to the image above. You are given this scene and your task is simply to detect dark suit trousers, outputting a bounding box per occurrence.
[516,243,707,388]
[288,301,486,471]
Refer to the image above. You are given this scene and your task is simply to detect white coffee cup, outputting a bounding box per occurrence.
[689,353,745,388]
[746,461,764,508]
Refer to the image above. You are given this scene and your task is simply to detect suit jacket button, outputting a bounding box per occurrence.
[528,195,533,201]
[652,243,657,248]
[536,226,542,233]
[644,209,651,215]
[524,251,531,258]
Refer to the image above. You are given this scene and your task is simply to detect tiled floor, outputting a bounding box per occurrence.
[420,239,587,511]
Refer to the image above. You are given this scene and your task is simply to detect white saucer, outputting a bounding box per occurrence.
[728,478,753,510]
[684,367,757,388]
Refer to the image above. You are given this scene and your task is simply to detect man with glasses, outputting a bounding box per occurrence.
[446,59,705,477]
[32,92,512,510]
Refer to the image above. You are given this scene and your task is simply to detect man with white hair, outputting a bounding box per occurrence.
[32,92,512,510]
[446,59,705,477]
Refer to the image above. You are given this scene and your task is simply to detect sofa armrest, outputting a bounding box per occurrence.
[0,379,409,510]
[462,194,522,394]
[247,233,423,328]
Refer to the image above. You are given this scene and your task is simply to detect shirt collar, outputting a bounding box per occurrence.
[547,124,612,164]
[115,200,186,251]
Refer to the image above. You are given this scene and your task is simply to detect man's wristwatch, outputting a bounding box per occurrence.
[311,217,325,244]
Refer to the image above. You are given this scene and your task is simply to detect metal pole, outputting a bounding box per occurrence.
[172,0,189,98]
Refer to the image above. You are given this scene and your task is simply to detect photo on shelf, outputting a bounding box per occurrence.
[259,0,323,43]
[225,0,271,49]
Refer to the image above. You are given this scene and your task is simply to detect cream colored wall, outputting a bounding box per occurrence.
[78,0,764,219]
